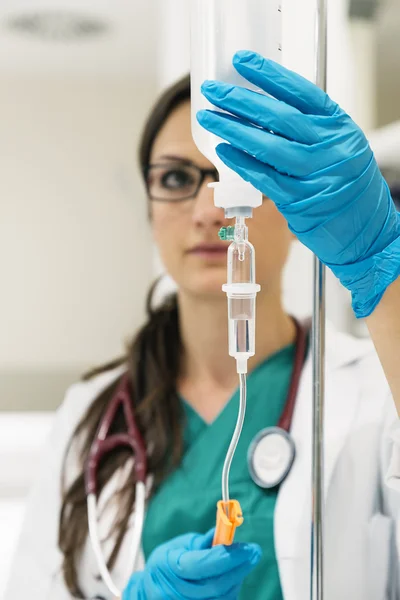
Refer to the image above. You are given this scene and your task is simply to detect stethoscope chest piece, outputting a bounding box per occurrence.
[248,427,296,489]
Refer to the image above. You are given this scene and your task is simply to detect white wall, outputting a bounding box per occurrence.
[0,413,54,598]
[0,72,157,593]
[0,75,155,375]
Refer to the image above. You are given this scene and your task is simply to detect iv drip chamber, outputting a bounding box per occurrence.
[222,220,260,373]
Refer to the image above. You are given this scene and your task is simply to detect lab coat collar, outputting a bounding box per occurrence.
[323,320,372,372]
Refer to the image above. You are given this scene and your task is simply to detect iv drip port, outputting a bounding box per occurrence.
[219,226,235,242]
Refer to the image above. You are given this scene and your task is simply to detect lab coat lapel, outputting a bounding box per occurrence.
[274,323,372,600]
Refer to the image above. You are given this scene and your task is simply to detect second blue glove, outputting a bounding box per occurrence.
[122,529,261,600]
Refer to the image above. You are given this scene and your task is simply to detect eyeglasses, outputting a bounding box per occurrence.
[145,162,218,202]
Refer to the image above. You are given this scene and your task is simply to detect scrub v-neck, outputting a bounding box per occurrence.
[143,342,296,599]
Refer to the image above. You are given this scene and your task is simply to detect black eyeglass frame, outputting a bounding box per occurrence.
[145,162,219,202]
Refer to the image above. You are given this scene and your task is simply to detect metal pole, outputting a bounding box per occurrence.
[311,0,328,598]
[310,259,326,600]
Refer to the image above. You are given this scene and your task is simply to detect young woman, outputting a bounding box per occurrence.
[6,52,400,600]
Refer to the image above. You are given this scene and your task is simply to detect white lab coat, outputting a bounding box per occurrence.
[5,323,400,599]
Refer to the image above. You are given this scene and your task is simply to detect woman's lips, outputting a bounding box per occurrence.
[187,244,228,258]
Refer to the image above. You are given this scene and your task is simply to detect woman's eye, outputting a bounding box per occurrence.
[161,169,195,189]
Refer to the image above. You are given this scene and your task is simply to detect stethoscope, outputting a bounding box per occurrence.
[86,374,147,598]
[86,318,308,599]
[247,318,308,489]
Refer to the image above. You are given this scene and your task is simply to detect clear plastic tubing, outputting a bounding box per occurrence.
[222,372,246,504]
[190,0,283,217]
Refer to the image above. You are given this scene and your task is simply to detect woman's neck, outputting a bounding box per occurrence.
[178,287,296,389]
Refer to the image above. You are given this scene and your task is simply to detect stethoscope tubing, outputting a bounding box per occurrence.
[277,318,308,433]
[87,480,146,599]
[88,493,119,598]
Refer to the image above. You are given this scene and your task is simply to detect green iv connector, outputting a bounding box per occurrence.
[218,226,235,241]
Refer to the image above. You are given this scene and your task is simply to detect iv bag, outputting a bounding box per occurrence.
[190,0,283,167]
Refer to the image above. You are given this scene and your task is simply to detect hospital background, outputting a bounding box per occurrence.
[0,0,399,595]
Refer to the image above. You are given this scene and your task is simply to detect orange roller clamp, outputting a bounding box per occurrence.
[212,500,244,546]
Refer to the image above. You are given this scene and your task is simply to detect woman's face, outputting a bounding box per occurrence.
[149,100,293,298]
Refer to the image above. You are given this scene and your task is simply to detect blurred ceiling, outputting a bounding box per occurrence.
[0,0,158,79]
[0,0,398,124]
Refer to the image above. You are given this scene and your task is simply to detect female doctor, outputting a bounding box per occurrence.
[6,52,400,600]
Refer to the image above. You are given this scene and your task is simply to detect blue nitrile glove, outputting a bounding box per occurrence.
[197,50,400,318]
[122,529,261,600]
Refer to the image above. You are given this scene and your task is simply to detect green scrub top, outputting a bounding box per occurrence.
[143,343,296,599]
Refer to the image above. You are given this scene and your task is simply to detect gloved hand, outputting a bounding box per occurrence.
[122,529,261,600]
[197,50,400,318]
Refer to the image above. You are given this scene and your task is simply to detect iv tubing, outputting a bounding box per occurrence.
[222,372,247,504]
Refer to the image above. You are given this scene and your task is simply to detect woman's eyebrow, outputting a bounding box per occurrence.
[153,155,194,165]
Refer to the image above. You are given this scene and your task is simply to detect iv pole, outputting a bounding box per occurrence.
[311,0,328,598]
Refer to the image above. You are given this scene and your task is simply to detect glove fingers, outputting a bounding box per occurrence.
[197,110,314,177]
[215,143,299,206]
[203,557,261,597]
[123,572,167,600]
[200,80,321,145]
[232,50,337,117]
[153,529,214,555]
[124,567,247,600]
[155,532,209,553]
[190,528,215,551]
[169,542,261,581]
[221,584,242,600]
[122,572,141,600]
[157,577,244,600]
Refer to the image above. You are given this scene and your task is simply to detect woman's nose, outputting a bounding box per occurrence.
[191,177,225,229]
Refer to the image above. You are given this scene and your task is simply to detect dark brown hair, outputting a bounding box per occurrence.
[58,74,190,597]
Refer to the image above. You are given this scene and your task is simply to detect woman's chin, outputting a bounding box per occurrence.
[181,272,226,298]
